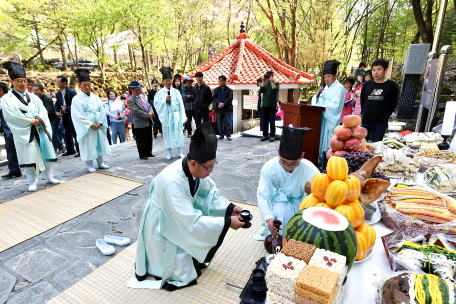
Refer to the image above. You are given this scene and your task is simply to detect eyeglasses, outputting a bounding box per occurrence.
[13,79,27,84]
[195,160,218,173]
[278,157,300,169]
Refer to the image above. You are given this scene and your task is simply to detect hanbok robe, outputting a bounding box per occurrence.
[154,87,186,150]
[255,157,319,241]
[71,92,110,162]
[312,80,345,162]
[135,159,234,289]
[2,90,56,171]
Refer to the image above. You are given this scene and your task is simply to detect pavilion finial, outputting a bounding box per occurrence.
[240,21,246,33]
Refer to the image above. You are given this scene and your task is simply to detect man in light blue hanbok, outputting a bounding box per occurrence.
[1,62,59,192]
[71,69,110,173]
[154,67,186,160]
[132,122,246,291]
[255,125,319,240]
[311,60,345,164]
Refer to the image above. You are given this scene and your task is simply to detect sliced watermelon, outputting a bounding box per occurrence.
[284,206,358,271]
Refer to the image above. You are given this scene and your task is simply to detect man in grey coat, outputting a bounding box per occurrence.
[127,81,155,160]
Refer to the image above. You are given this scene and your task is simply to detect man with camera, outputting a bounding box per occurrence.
[259,71,280,142]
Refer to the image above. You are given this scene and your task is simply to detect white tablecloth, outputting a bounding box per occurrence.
[341,222,393,304]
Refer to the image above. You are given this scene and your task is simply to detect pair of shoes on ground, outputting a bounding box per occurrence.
[96,235,131,256]
[2,171,22,179]
[166,151,185,160]
[87,163,110,173]
[260,137,275,142]
[62,150,80,157]
[218,136,232,141]
[28,177,60,192]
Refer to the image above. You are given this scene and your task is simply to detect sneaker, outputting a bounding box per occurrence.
[87,167,96,173]
[260,137,268,141]
[218,136,224,140]
[104,235,131,246]
[98,163,110,169]
[269,137,275,142]
[227,137,232,141]
[28,184,37,192]
[46,178,60,184]
[96,239,115,256]
[62,150,76,156]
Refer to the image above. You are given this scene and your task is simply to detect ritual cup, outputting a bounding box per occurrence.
[251,269,266,291]
[240,210,253,222]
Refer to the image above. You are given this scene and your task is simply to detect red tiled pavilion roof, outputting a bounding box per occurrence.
[185,32,314,86]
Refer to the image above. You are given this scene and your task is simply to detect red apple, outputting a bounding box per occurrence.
[334,125,343,134]
[352,126,368,140]
[343,115,361,128]
[335,150,348,157]
[330,138,345,151]
[344,138,362,152]
[326,149,335,159]
[336,127,353,141]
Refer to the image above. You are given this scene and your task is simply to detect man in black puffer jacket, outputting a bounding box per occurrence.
[192,72,213,127]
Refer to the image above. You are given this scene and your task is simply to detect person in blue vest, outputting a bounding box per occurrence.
[0,82,21,179]
[54,75,80,157]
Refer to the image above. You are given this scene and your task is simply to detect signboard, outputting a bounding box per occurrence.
[243,95,258,110]
[420,59,439,109]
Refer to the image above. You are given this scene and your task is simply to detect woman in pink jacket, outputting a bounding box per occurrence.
[352,72,365,115]
[340,77,355,123]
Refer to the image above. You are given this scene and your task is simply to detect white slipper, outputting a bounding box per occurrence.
[96,239,115,255]
[104,235,130,246]
[46,177,60,184]
[179,152,185,158]
[87,167,96,173]
[28,184,37,192]
[98,163,110,169]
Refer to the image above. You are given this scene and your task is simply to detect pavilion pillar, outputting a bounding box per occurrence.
[293,88,300,103]
[233,89,243,134]
[278,90,288,104]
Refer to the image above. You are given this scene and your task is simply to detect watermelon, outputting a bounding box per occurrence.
[283,206,358,271]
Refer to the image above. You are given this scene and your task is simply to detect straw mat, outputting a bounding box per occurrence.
[0,172,143,253]
[48,202,267,304]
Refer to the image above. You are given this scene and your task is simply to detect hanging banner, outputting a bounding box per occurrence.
[420,59,439,109]
[105,30,138,47]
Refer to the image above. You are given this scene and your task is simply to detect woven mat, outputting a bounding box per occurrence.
[0,172,144,253]
[47,202,267,304]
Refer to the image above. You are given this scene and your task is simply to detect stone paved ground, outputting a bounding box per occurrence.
[0,134,278,304]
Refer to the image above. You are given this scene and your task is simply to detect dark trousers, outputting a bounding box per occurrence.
[217,111,231,138]
[50,119,62,151]
[260,107,276,137]
[362,123,388,143]
[63,118,79,153]
[134,121,153,157]
[107,125,112,145]
[5,134,20,174]
[152,116,162,136]
[194,109,209,128]
[58,128,65,149]
[185,110,195,135]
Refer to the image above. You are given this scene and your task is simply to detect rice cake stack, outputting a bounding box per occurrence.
[308,249,346,285]
[295,265,339,304]
[281,239,316,263]
[266,253,307,303]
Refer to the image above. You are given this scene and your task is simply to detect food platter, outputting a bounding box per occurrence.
[353,249,373,264]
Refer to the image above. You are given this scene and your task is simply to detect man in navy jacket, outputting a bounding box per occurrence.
[54,75,79,157]
[213,75,233,140]
[0,82,21,179]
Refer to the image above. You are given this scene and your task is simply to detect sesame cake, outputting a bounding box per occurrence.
[266,290,296,304]
[281,239,317,263]
[295,265,339,304]
[308,249,346,285]
[266,253,307,302]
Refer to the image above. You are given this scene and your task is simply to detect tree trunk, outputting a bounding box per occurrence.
[138,31,150,86]
[128,45,134,71]
[361,19,368,62]
[34,23,45,65]
[425,0,434,42]
[227,0,231,45]
[59,37,67,70]
[101,63,105,84]
[410,0,433,43]
[113,48,118,64]
[74,38,79,69]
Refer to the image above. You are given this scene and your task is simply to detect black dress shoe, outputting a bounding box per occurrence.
[140,156,149,160]
[146,153,156,157]
[154,135,157,139]
[218,136,224,140]
[227,137,232,141]
[74,153,80,158]
[1,172,22,179]
[260,137,268,141]
[62,150,76,156]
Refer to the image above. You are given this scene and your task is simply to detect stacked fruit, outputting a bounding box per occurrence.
[341,150,390,181]
[300,156,376,261]
[327,115,368,159]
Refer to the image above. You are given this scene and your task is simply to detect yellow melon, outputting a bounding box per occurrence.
[335,205,355,226]
[357,224,376,250]
[348,200,365,229]
[344,175,361,201]
[299,194,320,210]
[325,180,348,208]
[355,231,368,260]
[326,156,349,180]
[311,173,331,200]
